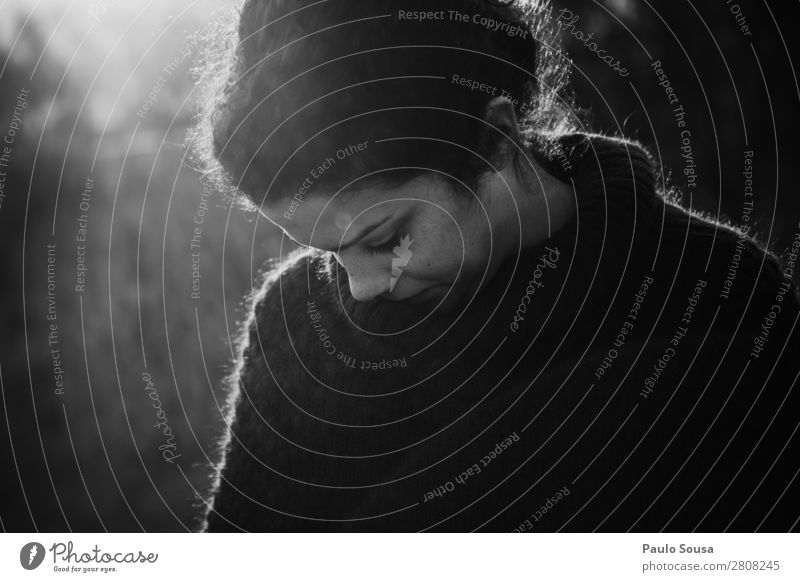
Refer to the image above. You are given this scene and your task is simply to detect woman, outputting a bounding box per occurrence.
[194,0,800,531]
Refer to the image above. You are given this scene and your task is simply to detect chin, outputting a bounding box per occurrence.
[387,281,473,314]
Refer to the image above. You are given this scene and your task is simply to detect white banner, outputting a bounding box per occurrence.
[1,534,798,581]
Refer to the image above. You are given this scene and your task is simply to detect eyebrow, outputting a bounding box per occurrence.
[299,215,392,252]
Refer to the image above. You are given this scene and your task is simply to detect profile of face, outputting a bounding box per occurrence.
[261,139,575,312]
[262,174,502,310]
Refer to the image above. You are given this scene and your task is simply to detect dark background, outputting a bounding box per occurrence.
[1,0,798,532]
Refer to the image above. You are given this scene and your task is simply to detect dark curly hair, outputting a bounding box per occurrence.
[190,0,576,209]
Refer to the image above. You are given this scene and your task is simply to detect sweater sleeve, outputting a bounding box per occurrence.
[203,252,393,532]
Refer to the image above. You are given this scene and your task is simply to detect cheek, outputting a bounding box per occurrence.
[406,220,489,281]
[406,246,462,280]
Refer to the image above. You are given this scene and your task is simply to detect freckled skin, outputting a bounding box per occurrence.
[264,177,486,303]
[262,163,574,310]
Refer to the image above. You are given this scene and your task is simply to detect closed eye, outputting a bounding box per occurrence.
[366,233,396,256]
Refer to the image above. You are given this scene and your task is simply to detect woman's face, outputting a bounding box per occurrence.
[261,174,515,309]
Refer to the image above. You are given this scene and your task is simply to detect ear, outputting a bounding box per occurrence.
[481,96,523,168]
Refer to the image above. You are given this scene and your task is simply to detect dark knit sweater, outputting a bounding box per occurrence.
[204,133,800,532]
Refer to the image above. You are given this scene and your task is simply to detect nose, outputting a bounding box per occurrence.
[348,273,386,302]
[336,251,389,302]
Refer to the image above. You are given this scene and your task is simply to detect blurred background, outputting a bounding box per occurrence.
[1,0,798,531]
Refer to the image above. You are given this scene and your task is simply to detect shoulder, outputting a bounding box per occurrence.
[661,198,799,308]
[238,249,340,357]
[220,248,342,434]
[250,248,333,321]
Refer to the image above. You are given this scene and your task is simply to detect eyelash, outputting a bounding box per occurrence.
[367,236,396,256]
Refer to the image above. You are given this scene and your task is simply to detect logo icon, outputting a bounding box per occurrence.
[390,234,413,293]
[20,542,45,570]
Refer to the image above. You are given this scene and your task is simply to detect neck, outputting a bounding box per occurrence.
[524,166,576,250]
[492,160,577,261]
